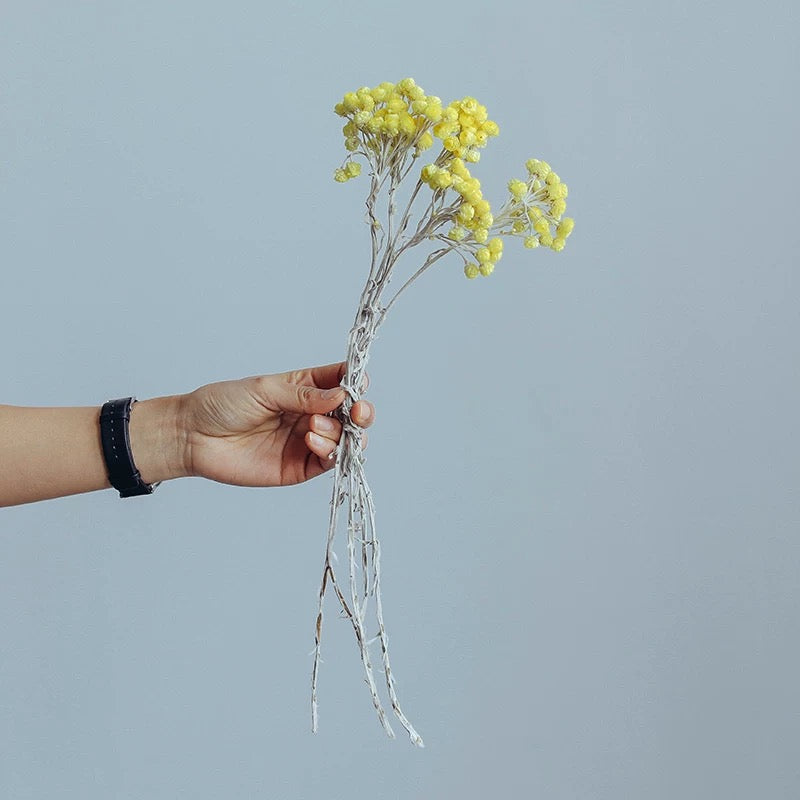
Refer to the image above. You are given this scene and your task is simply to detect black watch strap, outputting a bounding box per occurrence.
[99,397,158,498]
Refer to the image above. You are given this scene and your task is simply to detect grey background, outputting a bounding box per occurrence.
[1,0,798,797]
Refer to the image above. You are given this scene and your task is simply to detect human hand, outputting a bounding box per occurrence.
[180,362,373,487]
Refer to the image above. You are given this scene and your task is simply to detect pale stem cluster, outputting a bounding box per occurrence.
[311,143,455,749]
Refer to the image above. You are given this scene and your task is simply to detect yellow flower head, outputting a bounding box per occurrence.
[508,179,528,200]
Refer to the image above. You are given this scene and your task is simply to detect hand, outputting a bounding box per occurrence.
[180,362,373,487]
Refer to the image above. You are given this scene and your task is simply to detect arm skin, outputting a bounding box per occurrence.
[0,362,374,508]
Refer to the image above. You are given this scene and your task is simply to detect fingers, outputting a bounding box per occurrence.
[298,362,370,394]
[351,400,374,427]
[307,403,374,468]
[306,431,337,463]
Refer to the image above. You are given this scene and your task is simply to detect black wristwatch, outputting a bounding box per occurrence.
[99,397,159,497]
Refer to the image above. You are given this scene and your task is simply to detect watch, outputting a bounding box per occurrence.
[99,397,159,497]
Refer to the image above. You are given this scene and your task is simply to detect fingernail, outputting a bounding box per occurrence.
[321,387,343,400]
[315,415,334,432]
[309,432,326,448]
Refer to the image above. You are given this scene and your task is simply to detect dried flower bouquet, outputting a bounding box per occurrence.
[311,78,574,747]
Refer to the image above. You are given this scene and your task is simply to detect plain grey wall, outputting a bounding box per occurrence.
[1,1,798,797]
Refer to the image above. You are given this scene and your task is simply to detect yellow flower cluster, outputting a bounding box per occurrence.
[332,79,574,279]
[431,96,500,165]
[462,236,504,279]
[332,78,442,181]
[503,159,575,252]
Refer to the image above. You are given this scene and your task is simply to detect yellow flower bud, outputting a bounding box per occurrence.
[557,217,575,237]
[456,203,475,223]
[449,225,467,241]
[481,120,499,137]
[398,77,417,93]
[343,92,360,112]
[345,161,361,178]
[334,168,348,183]
[476,247,491,263]
[387,95,407,114]
[450,158,468,177]
[424,103,443,123]
[345,137,359,152]
[432,170,453,189]
[433,122,455,139]
[416,132,434,151]
[545,171,560,186]
[508,179,528,200]
[551,237,566,252]
[353,111,371,128]
[534,218,550,235]
[464,149,480,163]
[550,199,567,217]
[334,102,347,116]
[540,233,553,247]
[527,206,543,221]
[474,199,490,216]
[443,136,461,153]
[399,113,417,135]
[479,261,495,276]
[488,237,504,256]
[464,263,479,279]
[459,129,477,147]
[524,236,539,248]
[511,221,526,234]
[474,228,489,243]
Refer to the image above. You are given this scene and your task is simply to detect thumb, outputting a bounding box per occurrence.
[277,383,346,416]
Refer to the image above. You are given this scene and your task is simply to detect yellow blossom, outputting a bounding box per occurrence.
[508,179,527,200]
[464,263,479,279]
[527,206,543,221]
[551,237,566,252]
[479,262,494,276]
[556,218,575,237]
[449,225,467,241]
[416,132,433,150]
[524,236,539,248]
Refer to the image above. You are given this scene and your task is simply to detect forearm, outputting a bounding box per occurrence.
[0,396,189,507]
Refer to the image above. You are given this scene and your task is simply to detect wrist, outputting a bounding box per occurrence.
[128,394,191,484]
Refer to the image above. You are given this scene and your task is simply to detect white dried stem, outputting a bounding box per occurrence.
[312,142,457,749]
